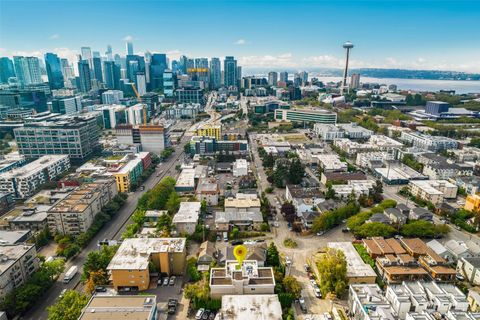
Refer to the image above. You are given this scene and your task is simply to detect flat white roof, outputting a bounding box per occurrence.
[328,242,377,278]
[0,155,68,179]
[173,202,201,224]
[175,168,196,188]
[220,294,282,320]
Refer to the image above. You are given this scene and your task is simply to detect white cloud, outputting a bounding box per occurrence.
[238,53,295,67]
[234,39,247,45]
[123,35,134,41]
[165,49,184,61]
[49,34,60,40]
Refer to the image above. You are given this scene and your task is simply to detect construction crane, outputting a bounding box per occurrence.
[130,83,147,125]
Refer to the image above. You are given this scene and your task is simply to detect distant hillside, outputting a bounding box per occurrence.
[243,67,480,81]
[353,68,480,81]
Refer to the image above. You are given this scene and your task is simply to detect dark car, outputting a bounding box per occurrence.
[202,310,211,320]
[168,306,176,315]
[342,227,350,232]
[208,311,216,320]
[231,240,243,246]
[168,299,178,308]
[95,286,107,292]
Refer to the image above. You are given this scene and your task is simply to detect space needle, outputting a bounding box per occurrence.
[341,41,354,95]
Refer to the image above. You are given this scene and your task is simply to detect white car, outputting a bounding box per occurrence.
[285,256,292,265]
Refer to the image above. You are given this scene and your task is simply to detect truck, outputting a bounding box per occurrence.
[63,265,78,283]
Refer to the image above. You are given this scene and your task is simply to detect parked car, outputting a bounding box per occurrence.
[162,277,169,286]
[195,308,205,320]
[169,276,176,286]
[304,264,311,272]
[342,227,350,232]
[324,312,333,320]
[316,231,325,236]
[208,312,216,320]
[285,256,292,265]
[299,297,307,313]
[168,299,178,314]
[95,286,107,292]
[456,273,465,281]
[273,221,279,228]
[310,279,317,287]
[202,310,211,320]
[313,286,322,298]
[59,288,67,299]
[231,240,244,246]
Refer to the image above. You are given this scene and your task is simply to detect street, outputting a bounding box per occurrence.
[23,136,189,320]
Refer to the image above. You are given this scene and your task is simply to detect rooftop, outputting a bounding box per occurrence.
[328,242,377,278]
[172,202,201,224]
[0,155,68,179]
[219,294,282,320]
[0,244,35,274]
[79,295,156,320]
[107,238,186,270]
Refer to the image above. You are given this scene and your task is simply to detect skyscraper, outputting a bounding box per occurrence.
[350,73,360,89]
[223,56,237,88]
[194,58,209,85]
[44,53,64,89]
[163,69,174,97]
[0,57,15,83]
[149,53,167,90]
[60,59,75,80]
[179,55,188,74]
[80,47,93,69]
[77,60,92,92]
[13,56,42,86]
[105,45,113,61]
[209,58,221,89]
[126,41,134,55]
[268,71,278,86]
[92,57,103,82]
[104,61,121,90]
[136,72,147,95]
[280,71,288,83]
[126,55,145,82]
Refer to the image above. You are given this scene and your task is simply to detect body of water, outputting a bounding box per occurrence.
[312,76,480,94]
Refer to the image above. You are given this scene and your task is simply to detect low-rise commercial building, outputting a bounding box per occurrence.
[0,244,39,298]
[218,294,282,320]
[233,159,248,177]
[0,155,70,199]
[175,168,196,193]
[172,202,201,235]
[356,152,395,169]
[47,179,118,236]
[79,295,157,320]
[320,171,367,185]
[107,238,186,291]
[374,163,428,185]
[315,154,348,172]
[274,108,337,124]
[408,180,458,206]
[195,178,219,206]
[209,260,275,298]
[224,193,261,214]
[328,242,377,284]
[313,124,344,140]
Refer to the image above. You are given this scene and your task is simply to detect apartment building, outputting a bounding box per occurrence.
[0,244,39,298]
[209,260,275,299]
[14,113,101,161]
[112,152,150,192]
[400,131,458,152]
[465,194,480,212]
[338,122,374,139]
[218,295,282,320]
[195,178,219,205]
[419,154,473,180]
[47,179,117,235]
[107,238,186,291]
[224,193,261,214]
[79,295,157,320]
[0,155,70,199]
[313,123,344,140]
[332,180,376,199]
[356,152,395,169]
[349,282,469,320]
[175,168,196,193]
[408,180,458,206]
[196,124,221,140]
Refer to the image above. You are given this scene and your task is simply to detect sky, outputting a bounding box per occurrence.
[0,0,479,72]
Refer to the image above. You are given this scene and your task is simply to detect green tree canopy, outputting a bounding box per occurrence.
[47,290,89,320]
[317,248,348,297]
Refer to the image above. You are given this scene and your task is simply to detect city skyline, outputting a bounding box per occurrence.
[1,0,479,72]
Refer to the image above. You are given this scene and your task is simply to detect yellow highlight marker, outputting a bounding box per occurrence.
[233,245,248,267]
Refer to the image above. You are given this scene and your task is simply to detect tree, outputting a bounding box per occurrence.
[400,220,450,238]
[281,202,296,216]
[283,276,302,298]
[229,226,239,239]
[317,248,348,297]
[200,199,207,215]
[85,270,109,294]
[354,222,396,238]
[262,153,275,168]
[47,290,89,320]
[141,176,176,210]
[266,242,280,267]
[82,245,118,280]
[288,158,305,184]
[325,185,336,200]
[187,257,201,282]
[165,192,181,214]
[273,162,289,187]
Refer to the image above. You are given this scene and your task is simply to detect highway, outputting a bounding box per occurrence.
[23,135,189,320]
